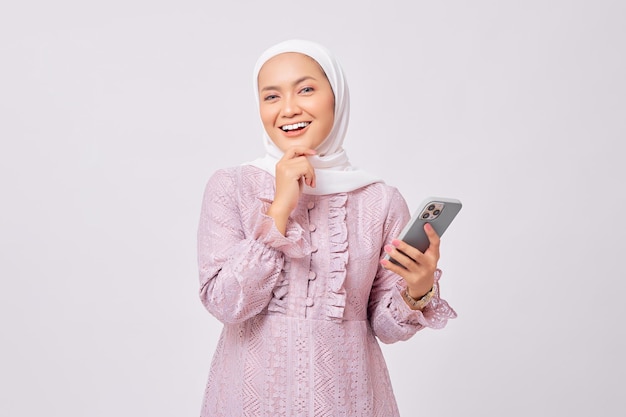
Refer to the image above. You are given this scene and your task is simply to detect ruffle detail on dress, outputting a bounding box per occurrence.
[392,269,458,329]
[251,198,311,259]
[325,193,349,321]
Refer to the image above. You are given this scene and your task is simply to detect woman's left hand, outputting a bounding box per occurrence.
[381,223,440,299]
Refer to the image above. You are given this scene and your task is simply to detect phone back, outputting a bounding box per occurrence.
[400,197,462,253]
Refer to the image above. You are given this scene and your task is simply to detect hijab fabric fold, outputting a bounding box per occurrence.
[246,39,382,196]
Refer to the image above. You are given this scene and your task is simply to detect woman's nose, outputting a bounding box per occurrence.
[281,95,302,117]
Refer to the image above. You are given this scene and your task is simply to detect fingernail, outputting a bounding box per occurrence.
[384,244,393,253]
[391,239,400,247]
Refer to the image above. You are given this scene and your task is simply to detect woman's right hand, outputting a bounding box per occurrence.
[267,146,316,235]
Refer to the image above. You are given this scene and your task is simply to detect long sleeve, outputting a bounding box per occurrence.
[197,168,310,324]
[367,189,457,344]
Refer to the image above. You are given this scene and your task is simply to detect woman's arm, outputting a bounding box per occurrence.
[197,169,309,324]
[368,189,457,344]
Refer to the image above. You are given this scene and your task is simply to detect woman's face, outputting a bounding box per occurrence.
[257,52,335,153]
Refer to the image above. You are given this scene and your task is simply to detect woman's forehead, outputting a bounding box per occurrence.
[257,52,325,83]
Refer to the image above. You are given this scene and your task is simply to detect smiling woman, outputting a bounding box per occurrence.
[196,39,457,417]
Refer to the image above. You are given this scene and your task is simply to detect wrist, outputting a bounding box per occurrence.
[266,205,290,236]
[267,200,292,217]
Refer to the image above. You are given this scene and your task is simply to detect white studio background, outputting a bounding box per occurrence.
[1,1,624,416]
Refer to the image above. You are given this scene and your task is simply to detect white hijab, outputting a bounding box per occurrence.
[246,39,382,195]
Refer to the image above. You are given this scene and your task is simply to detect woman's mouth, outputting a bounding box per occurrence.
[280,122,310,136]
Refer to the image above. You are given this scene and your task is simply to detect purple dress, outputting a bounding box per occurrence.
[197,165,456,417]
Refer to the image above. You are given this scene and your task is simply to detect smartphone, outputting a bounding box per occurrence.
[385,197,462,265]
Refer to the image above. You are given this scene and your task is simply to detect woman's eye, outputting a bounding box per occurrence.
[264,94,278,101]
[300,87,314,94]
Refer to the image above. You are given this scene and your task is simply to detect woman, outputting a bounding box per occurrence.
[197,39,456,417]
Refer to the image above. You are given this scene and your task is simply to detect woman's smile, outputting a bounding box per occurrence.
[279,121,311,137]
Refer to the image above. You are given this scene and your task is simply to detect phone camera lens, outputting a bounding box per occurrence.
[428,204,436,211]
[422,212,430,219]
[433,209,441,216]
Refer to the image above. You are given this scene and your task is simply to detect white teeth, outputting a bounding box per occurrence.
[281,122,310,131]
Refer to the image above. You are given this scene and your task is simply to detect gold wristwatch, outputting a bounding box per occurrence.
[402,286,435,310]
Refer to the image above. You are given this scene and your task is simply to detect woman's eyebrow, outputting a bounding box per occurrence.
[260,76,317,92]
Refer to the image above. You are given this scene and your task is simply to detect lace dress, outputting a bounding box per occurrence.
[197,165,456,417]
